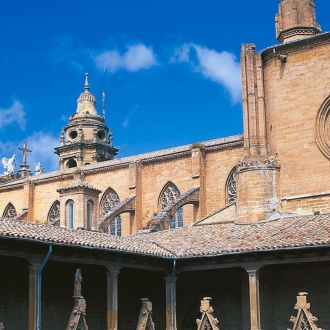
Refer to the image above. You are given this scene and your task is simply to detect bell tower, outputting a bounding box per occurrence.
[276,0,321,43]
[55,73,118,170]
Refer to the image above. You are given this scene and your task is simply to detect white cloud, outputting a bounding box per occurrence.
[170,44,191,63]
[171,44,242,103]
[26,132,59,172]
[122,106,138,129]
[95,44,158,73]
[0,100,26,130]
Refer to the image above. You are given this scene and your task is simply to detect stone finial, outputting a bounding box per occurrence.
[0,322,4,329]
[196,297,220,330]
[73,269,82,298]
[276,0,321,44]
[288,292,324,330]
[84,73,90,92]
[76,73,98,116]
[136,298,155,330]
[18,141,32,166]
[66,269,88,330]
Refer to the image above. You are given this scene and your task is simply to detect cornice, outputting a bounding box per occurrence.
[261,32,330,62]
[0,135,243,186]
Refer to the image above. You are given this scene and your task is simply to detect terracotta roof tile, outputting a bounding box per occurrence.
[1,213,330,258]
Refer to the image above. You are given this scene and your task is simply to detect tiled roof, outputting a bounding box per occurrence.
[57,179,102,193]
[136,213,330,257]
[1,214,330,259]
[0,219,173,257]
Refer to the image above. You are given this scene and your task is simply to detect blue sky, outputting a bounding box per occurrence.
[0,0,329,173]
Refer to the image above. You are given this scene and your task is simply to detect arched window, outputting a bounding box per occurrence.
[67,200,74,228]
[100,187,122,236]
[226,167,237,204]
[2,202,17,219]
[67,159,77,168]
[86,200,93,230]
[159,182,183,229]
[47,201,60,226]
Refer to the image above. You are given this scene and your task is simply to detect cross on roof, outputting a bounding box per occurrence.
[18,141,32,165]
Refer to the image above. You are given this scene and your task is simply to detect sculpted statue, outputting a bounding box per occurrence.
[2,155,16,176]
[34,162,45,175]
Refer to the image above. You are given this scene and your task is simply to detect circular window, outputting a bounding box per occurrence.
[315,95,330,160]
[69,130,78,139]
[97,130,106,140]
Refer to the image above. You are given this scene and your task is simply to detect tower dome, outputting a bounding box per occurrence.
[54,73,119,170]
[76,73,98,116]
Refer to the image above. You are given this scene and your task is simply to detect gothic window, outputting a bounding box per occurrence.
[101,187,122,236]
[2,203,17,219]
[159,182,183,229]
[226,167,237,204]
[67,200,74,228]
[86,200,93,230]
[48,201,60,226]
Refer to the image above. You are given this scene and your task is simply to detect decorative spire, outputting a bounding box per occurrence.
[196,297,220,330]
[288,292,323,330]
[276,0,322,44]
[75,73,98,116]
[84,73,90,92]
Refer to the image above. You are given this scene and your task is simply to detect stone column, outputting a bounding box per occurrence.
[28,260,41,330]
[106,265,121,330]
[164,276,177,330]
[246,268,261,330]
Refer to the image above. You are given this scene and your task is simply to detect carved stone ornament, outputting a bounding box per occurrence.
[196,297,220,330]
[236,155,280,173]
[2,154,16,176]
[315,95,330,160]
[66,269,88,330]
[48,201,60,226]
[288,292,323,330]
[136,298,155,330]
[0,322,4,329]
[3,203,17,220]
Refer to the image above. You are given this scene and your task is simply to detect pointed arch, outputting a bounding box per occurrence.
[47,200,60,226]
[225,166,237,204]
[158,181,183,229]
[100,187,122,236]
[158,181,181,209]
[2,202,17,219]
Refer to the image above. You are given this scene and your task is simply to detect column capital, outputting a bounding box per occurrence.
[105,264,122,275]
[244,264,263,273]
[27,257,43,270]
[164,276,178,284]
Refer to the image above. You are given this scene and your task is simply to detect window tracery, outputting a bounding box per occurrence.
[48,201,60,226]
[101,187,122,236]
[159,182,183,229]
[226,167,237,204]
[2,203,17,219]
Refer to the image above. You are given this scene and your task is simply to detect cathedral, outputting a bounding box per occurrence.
[1,0,330,329]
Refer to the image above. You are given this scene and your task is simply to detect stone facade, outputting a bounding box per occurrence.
[0,1,330,233]
[1,2,330,329]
